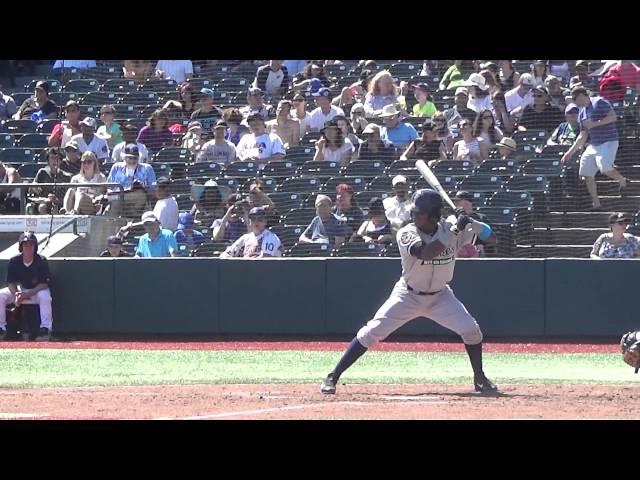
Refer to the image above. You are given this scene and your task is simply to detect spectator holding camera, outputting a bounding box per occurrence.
[106,144,156,218]
[299,195,348,247]
[591,213,640,259]
[220,207,282,258]
[28,147,70,215]
[135,211,178,258]
[212,193,250,242]
[99,235,131,257]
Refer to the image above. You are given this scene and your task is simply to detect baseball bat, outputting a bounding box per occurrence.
[415,160,457,211]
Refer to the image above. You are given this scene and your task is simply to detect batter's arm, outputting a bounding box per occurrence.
[409,239,447,261]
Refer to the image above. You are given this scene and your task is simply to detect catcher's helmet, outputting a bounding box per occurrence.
[411,189,442,216]
[18,231,38,253]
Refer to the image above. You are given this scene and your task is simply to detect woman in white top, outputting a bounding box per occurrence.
[313,119,354,166]
[462,73,495,116]
[62,151,107,215]
[452,119,488,165]
[591,213,640,259]
[290,92,311,138]
[472,109,503,148]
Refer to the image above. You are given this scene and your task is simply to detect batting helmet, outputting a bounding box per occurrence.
[411,189,442,216]
[18,231,38,253]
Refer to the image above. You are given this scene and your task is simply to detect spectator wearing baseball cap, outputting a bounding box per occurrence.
[307,87,345,131]
[379,104,418,149]
[363,70,400,119]
[110,123,150,164]
[174,212,205,253]
[239,87,275,122]
[135,211,178,258]
[106,143,157,218]
[570,60,597,90]
[14,80,58,120]
[96,105,123,149]
[591,213,639,259]
[253,60,290,96]
[70,116,110,161]
[518,86,564,134]
[180,121,205,156]
[443,87,477,135]
[400,118,447,163]
[384,175,412,233]
[60,140,82,176]
[496,137,517,159]
[48,100,81,148]
[333,183,365,236]
[99,235,131,257]
[505,73,535,119]
[137,109,173,155]
[152,177,179,231]
[266,100,301,148]
[197,120,237,165]
[547,103,581,146]
[412,83,438,118]
[314,119,354,167]
[545,75,570,110]
[298,195,349,247]
[220,207,282,258]
[236,113,286,163]
[190,87,223,134]
[356,123,398,164]
[211,193,250,243]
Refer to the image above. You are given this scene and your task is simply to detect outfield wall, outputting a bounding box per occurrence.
[0,258,635,337]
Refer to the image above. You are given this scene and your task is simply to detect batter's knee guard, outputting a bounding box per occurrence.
[461,322,483,346]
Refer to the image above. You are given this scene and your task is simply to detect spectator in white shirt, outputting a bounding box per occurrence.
[253,60,290,96]
[152,177,179,231]
[236,113,286,163]
[462,73,494,115]
[291,92,311,137]
[70,117,110,162]
[154,60,193,84]
[111,123,150,164]
[307,88,345,131]
[383,175,412,234]
[197,120,237,165]
[313,119,354,166]
[505,73,535,119]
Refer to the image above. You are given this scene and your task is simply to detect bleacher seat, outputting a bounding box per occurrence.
[285,146,315,165]
[65,79,99,93]
[333,242,381,257]
[432,160,474,176]
[186,163,222,179]
[367,175,393,192]
[389,63,422,80]
[241,177,277,193]
[151,163,173,178]
[354,190,391,206]
[25,79,61,93]
[475,159,518,175]
[18,163,45,178]
[269,225,304,248]
[322,176,367,192]
[381,243,400,257]
[185,78,214,91]
[0,148,36,163]
[10,92,31,106]
[268,192,305,212]
[277,176,322,193]
[15,134,48,148]
[141,79,177,92]
[511,130,548,146]
[282,208,316,226]
[537,144,569,158]
[101,79,140,93]
[223,161,261,178]
[325,64,349,78]
[285,242,331,257]
[216,78,250,93]
[190,242,231,257]
[487,191,535,209]
[214,177,241,192]
[81,91,118,106]
[174,194,194,211]
[514,142,538,160]
[36,119,59,135]
[119,92,157,105]
[169,179,196,196]
[341,160,385,177]
[0,119,37,134]
[0,134,15,148]
[300,131,322,146]
[262,160,296,179]
[504,174,549,192]
[413,175,458,192]
[113,104,137,117]
[520,158,563,176]
[49,92,78,105]
[154,147,192,163]
[457,175,503,192]
[79,105,99,118]
[297,160,341,179]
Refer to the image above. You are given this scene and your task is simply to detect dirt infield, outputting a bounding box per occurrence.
[0,383,638,419]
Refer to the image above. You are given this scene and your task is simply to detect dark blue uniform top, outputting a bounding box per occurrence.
[7,254,51,289]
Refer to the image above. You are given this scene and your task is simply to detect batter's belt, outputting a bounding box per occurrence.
[407,285,442,296]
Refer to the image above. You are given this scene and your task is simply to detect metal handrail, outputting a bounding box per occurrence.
[0,183,125,215]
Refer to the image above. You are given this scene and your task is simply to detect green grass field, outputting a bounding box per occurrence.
[0,349,632,388]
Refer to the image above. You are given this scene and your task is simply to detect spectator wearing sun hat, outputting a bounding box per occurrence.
[379,104,418,149]
[356,123,397,164]
[547,103,581,146]
[461,73,494,115]
[307,87,345,131]
[412,83,438,117]
[496,137,517,160]
[70,117,110,161]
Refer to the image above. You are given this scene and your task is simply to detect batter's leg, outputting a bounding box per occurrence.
[426,287,497,393]
[321,285,420,394]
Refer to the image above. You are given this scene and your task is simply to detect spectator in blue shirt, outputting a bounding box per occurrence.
[174,212,205,255]
[561,86,628,209]
[379,104,418,149]
[106,144,156,218]
[135,211,178,258]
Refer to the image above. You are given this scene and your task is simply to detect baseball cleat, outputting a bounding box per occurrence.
[35,327,51,342]
[474,374,498,393]
[320,374,337,394]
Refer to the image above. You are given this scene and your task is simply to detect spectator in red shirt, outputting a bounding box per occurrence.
[47,100,81,148]
[607,60,640,90]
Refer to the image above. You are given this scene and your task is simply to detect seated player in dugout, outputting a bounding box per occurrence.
[321,189,498,395]
[0,232,53,341]
[446,191,496,258]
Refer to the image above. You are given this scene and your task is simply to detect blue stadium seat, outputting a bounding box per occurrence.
[297,160,341,179]
[223,161,261,178]
[186,163,222,179]
[268,192,305,212]
[113,104,137,117]
[262,160,296,179]
[0,148,36,163]
[154,147,192,163]
[214,176,241,192]
[341,160,385,177]
[321,176,367,193]
[282,208,317,226]
[0,119,37,134]
[277,176,322,193]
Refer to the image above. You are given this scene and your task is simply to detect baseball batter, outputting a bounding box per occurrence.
[321,189,498,394]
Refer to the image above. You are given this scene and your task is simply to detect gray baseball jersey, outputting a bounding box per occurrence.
[355,218,483,349]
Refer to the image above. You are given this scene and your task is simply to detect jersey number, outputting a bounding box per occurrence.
[264,242,275,252]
